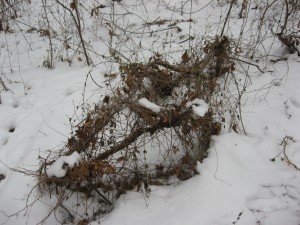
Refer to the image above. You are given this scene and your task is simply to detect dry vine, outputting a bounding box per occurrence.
[37,36,235,222]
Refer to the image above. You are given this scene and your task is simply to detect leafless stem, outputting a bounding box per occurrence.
[55,0,90,66]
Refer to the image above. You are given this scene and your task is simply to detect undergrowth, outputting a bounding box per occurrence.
[38,36,235,221]
[1,0,299,224]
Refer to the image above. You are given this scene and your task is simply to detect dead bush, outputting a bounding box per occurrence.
[37,36,234,222]
[277,32,300,55]
[0,0,30,32]
[275,0,300,55]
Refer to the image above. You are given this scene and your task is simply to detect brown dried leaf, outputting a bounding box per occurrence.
[141,111,156,126]
[105,164,116,174]
[92,161,106,172]
[77,219,89,225]
[125,73,134,89]
[92,161,116,174]
[181,50,190,63]
[232,124,238,133]
[212,122,221,135]
[70,2,76,10]
[69,162,90,180]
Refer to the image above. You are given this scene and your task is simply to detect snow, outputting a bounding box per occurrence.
[138,98,161,113]
[186,99,209,117]
[0,0,300,225]
[46,151,81,178]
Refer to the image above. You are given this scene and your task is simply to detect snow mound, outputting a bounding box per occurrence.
[46,151,81,178]
[186,99,208,117]
[138,98,161,113]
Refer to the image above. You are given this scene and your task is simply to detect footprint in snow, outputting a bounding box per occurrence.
[0,136,9,145]
[0,174,5,182]
[247,185,300,215]
[289,98,300,108]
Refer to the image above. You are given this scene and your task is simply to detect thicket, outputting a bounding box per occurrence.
[1,0,299,224]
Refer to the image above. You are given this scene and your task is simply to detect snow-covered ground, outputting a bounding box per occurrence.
[1,0,300,224]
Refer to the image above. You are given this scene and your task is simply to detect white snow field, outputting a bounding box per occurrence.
[0,0,300,224]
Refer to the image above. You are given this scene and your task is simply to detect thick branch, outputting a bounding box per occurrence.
[96,109,190,160]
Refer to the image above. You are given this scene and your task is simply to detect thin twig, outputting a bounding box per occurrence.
[281,136,299,171]
[220,0,235,37]
[229,57,265,73]
[55,0,90,65]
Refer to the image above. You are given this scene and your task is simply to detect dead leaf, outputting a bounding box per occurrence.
[92,161,106,172]
[77,219,89,225]
[141,110,156,126]
[181,50,190,63]
[92,161,116,174]
[69,162,90,180]
[70,2,76,10]
[105,164,116,174]
[232,124,238,133]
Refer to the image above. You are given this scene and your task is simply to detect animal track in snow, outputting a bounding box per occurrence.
[0,173,5,182]
[8,125,16,133]
[290,98,300,108]
[247,185,300,216]
[65,88,75,96]
[0,136,9,145]
[7,122,16,133]
[11,102,19,108]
